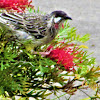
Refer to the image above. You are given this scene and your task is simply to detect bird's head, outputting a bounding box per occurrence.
[50,10,72,29]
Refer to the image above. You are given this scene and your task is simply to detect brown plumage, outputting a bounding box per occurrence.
[0,10,72,50]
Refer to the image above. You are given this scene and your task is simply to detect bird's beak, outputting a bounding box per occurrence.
[65,16,72,20]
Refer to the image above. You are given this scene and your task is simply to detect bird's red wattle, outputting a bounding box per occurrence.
[62,23,64,29]
[54,23,59,29]
[54,23,64,29]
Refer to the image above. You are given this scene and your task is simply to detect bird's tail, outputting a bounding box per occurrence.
[0,12,23,25]
[0,12,23,38]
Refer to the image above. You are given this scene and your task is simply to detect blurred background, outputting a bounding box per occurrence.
[33,0,100,99]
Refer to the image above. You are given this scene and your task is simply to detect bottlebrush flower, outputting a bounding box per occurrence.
[0,0,33,12]
[47,43,83,71]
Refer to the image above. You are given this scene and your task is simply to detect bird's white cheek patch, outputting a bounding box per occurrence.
[54,17,61,23]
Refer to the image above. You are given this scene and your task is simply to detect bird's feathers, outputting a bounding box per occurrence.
[0,10,72,50]
[0,13,49,41]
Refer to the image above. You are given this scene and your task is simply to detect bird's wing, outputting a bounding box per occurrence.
[0,12,48,39]
[23,14,48,39]
[0,12,23,26]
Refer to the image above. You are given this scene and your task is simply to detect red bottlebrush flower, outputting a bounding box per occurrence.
[47,46,75,71]
[47,43,84,71]
[0,0,33,12]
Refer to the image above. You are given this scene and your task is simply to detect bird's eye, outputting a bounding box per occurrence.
[54,17,62,23]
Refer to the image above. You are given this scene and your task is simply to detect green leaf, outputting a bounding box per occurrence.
[39,64,49,73]
[80,97,90,100]
[1,60,4,71]
[27,7,33,13]
[0,86,4,95]
[78,34,90,43]
[56,21,90,43]
[39,58,56,66]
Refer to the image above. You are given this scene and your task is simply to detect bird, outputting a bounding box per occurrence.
[0,10,72,51]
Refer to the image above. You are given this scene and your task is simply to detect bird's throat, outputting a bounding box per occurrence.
[54,23,64,29]
[54,23,59,29]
